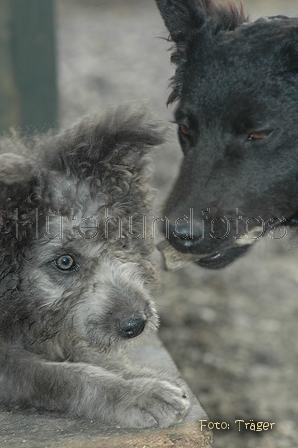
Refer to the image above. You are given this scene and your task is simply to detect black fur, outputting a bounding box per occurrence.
[156,0,298,268]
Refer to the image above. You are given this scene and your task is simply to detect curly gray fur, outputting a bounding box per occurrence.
[0,106,190,428]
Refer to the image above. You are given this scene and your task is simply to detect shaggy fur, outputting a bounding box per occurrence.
[0,106,190,428]
[155,0,298,268]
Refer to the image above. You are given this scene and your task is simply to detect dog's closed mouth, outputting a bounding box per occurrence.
[194,245,251,269]
[157,240,251,270]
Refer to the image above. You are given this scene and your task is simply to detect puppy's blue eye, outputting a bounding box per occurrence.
[54,255,76,272]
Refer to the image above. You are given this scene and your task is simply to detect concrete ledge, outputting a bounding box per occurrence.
[0,336,213,447]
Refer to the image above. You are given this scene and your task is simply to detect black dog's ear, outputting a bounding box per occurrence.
[156,0,248,42]
[156,0,248,105]
[155,0,205,43]
[280,36,298,75]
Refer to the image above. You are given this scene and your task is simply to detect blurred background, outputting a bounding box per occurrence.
[1,1,298,447]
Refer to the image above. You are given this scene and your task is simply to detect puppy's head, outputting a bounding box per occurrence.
[0,106,165,348]
[156,1,298,268]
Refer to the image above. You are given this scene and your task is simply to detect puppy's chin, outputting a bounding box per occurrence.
[86,326,159,355]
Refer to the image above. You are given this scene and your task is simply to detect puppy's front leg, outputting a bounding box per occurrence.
[0,346,190,428]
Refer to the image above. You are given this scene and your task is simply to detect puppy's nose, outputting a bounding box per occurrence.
[117,316,146,339]
[167,221,202,253]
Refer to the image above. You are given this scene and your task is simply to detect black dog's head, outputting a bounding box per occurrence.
[156,0,298,268]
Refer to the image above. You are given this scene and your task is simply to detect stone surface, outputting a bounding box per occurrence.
[0,336,212,448]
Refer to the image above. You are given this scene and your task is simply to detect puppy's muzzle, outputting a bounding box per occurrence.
[117,315,147,339]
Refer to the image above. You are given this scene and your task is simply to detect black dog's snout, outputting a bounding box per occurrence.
[117,317,146,339]
[167,221,203,253]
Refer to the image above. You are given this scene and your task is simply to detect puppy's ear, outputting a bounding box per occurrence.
[100,107,167,168]
[0,153,41,250]
[0,153,41,214]
[156,0,247,42]
[0,154,38,186]
[51,106,166,179]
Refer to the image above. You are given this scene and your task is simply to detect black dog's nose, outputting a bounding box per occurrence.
[167,221,203,253]
[117,317,146,339]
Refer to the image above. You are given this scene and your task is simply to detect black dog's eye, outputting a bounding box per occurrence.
[179,124,191,137]
[247,130,272,141]
[54,255,77,272]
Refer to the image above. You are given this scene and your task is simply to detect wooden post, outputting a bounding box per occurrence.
[0,0,20,131]
[0,0,58,133]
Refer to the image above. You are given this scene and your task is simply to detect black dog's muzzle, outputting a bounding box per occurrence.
[165,220,251,269]
[167,221,202,254]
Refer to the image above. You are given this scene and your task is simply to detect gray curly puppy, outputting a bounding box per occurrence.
[0,106,190,428]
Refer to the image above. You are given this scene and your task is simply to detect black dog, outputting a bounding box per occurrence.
[155,0,298,269]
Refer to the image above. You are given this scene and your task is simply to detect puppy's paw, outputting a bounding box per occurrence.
[115,378,190,428]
